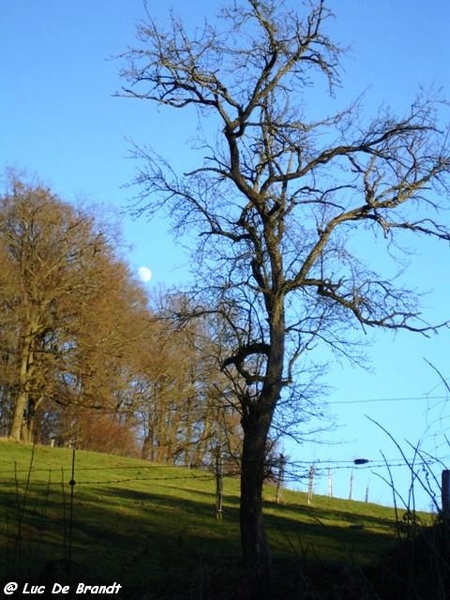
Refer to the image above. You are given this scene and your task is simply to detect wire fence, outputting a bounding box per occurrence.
[1,450,447,511]
[0,466,218,487]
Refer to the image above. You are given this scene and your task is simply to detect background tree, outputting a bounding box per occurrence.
[119,0,450,575]
[0,172,241,461]
[133,297,242,467]
[0,173,147,443]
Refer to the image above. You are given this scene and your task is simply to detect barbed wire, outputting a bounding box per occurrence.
[0,471,217,486]
[327,394,449,405]
[287,458,450,470]
[0,463,192,475]
[0,454,447,487]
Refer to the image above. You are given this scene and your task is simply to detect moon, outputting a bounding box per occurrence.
[137,266,152,283]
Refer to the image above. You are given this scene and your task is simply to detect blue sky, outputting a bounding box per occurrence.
[2,0,450,511]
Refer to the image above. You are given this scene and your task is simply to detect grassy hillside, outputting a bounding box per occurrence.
[0,441,430,598]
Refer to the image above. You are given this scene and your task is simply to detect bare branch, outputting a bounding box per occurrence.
[119,0,450,571]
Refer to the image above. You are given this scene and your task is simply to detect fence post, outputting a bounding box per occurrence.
[307,464,315,506]
[348,470,354,500]
[275,453,286,504]
[442,470,450,518]
[215,448,223,520]
[328,468,333,497]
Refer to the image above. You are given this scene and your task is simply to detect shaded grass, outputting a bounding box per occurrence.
[0,441,432,598]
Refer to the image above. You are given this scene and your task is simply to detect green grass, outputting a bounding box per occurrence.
[0,441,431,598]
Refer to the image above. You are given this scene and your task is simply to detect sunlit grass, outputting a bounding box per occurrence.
[0,441,431,595]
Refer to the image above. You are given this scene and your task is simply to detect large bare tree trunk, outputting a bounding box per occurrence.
[238,302,285,575]
[240,406,273,575]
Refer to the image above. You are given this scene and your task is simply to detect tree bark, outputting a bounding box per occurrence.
[10,327,35,442]
[240,404,273,576]
[239,296,285,575]
[10,390,27,441]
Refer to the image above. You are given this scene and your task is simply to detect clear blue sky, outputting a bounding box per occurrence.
[1,0,450,511]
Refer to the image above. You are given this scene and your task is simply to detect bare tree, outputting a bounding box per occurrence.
[119,0,450,574]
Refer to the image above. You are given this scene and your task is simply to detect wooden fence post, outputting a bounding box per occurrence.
[328,468,333,497]
[275,453,286,504]
[215,449,224,520]
[307,464,315,506]
[348,470,354,500]
[442,470,450,518]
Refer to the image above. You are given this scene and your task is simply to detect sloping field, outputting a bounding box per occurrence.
[0,442,426,598]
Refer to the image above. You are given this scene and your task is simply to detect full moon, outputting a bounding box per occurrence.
[137,266,152,283]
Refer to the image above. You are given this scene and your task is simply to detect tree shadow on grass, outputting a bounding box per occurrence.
[0,481,403,599]
[263,497,399,565]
